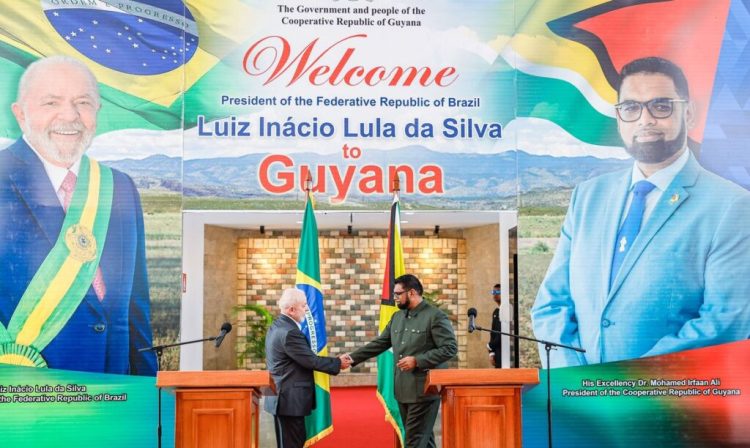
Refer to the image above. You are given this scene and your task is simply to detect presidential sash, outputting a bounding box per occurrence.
[0,157,113,367]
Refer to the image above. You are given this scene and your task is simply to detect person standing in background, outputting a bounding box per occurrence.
[487,283,509,368]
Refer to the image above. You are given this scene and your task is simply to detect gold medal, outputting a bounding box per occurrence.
[64,224,97,263]
[670,193,679,204]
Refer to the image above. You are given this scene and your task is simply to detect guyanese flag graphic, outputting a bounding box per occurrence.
[496,0,730,151]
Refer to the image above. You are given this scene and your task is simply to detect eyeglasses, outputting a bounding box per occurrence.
[614,98,687,122]
[393,290,407,297]
[491,290,501,295]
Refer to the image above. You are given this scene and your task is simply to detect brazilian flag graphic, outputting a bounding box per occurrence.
[0,0,256,136]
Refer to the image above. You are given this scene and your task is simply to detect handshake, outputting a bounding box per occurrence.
[336,353,417,372]
[338,353,354,370]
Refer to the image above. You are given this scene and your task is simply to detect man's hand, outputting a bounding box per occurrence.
[396,356,417,372]
[338,354,353,370]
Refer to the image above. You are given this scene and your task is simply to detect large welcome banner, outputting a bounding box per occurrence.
[182,0,509,207]
[0,0,749,447]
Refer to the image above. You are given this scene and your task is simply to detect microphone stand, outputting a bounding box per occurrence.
[139,335,221,448]
[472,324,585,448]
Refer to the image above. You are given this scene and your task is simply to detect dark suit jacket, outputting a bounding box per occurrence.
[489,307,502,354]
[264,314,341,417]
[0,139,156,375]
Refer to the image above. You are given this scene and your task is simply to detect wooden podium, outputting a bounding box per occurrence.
[157,370,275,448]
[425,369,539,448]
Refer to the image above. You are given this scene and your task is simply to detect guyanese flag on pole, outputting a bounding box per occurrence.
[296,186,333,446]
[0,0,256,137]
[376,178,406,446]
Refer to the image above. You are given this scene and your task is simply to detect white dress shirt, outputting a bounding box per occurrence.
[24,135,81,207]
[621,147,690,226]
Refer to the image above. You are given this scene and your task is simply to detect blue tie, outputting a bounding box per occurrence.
[609,180,656,288]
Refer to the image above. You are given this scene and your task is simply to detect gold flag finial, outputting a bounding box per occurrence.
[392,174,400,193]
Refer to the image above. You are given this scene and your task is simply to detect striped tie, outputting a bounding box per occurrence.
[59,171,107,301]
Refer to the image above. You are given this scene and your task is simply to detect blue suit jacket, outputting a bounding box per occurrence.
[532,153,750,367]
[0,139,156,375]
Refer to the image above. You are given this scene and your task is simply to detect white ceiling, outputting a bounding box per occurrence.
[184,209,516,231]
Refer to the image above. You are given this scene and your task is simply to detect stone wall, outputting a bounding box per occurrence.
[463,224,501,368]
[203,226,242,370]
[235,228,468,371]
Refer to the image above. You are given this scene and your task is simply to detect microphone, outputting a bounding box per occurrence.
[214,322,232,348]
[467,308,477,333]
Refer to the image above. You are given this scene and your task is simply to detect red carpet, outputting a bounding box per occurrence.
[315,386,398,447]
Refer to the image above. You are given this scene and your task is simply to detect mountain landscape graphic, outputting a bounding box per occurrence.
[106,147,630,205]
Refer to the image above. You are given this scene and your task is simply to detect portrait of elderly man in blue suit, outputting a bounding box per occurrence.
[0,56,156,375]
[532,57,750,368]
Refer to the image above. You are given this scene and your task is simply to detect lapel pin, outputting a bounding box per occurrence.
[669,193,679,204]
[619,236,627,253]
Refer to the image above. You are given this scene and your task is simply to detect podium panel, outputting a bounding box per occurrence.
[444,387,519,448]
[157,371,274,448]
[426,369,538,448]
[176,389,257,448]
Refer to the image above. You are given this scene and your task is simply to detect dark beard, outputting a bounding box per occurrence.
[625,122,686,164]
[397,297,410,310]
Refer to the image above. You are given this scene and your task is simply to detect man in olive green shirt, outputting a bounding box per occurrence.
[343,274,457,448]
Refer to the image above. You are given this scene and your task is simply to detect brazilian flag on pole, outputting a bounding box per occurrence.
[296,190,333,446]
[376,182,406,445]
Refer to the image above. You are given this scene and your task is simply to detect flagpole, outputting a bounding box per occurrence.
[389,174,399,308]
[305,171,313,199]
[388,174,403,448]
[392,175,399,448]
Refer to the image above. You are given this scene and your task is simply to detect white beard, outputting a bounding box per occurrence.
[24,121,94,166]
